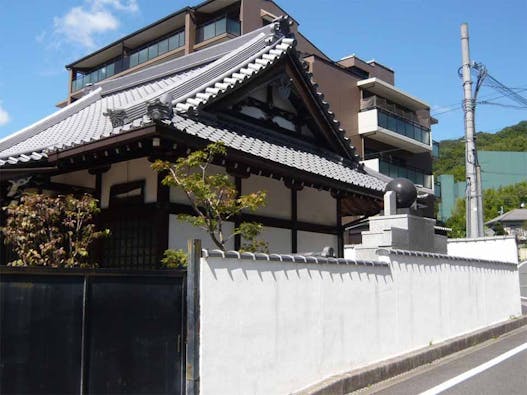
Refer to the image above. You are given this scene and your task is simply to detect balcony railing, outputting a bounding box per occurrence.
[196,16,241,43]
[72,58,122,92]
[377,109,430,145]
[361,96,431,146]
[379,160,432,189]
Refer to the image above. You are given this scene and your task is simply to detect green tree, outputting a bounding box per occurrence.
[152,142,268,252]
[445,181,527,238]
[434,121,527,182]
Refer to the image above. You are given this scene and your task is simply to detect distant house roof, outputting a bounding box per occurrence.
[486,209,527,225]
[0,18,386,195]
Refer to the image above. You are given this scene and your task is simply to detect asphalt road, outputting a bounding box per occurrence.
[355,323,527,395]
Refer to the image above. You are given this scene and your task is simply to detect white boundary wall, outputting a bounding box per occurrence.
[447,236,518,264]
[199,251,521,394]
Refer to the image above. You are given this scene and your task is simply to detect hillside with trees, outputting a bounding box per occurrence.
[446,181,527,238]
[433,120,527,181]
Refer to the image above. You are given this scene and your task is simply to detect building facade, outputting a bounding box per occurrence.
[59,0,436,213]
[0,19,386,267]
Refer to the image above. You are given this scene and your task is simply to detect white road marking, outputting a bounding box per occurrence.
[419,342,527,395]
[520,296,527,301]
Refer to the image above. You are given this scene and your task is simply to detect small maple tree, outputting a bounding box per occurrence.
[2,193,109,268]
[152,142,268,252]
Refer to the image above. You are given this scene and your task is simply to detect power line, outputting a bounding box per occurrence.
[431,87,527,116]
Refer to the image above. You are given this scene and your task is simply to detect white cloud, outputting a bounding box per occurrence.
[53,0,139,49]
[0,102,10,126]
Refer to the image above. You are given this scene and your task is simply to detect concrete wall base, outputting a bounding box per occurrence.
[294,315,527,395]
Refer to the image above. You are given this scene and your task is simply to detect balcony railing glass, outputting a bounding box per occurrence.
[361,96,431,146]
[71,30,185,92]
[72,59,121,92]
[377,109,431,145]
[196,16,241,43]
[129,30,185,69]
[379,160,432,189]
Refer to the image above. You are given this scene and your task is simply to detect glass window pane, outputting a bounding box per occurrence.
[227,19,241,35]
[216,18,227,35]
[107,62,115,77]
[203,23,215,41]
[378,112,387,129]
[158,39,169,54]
[196,28,204,43]
[169,35,178,50]
[179,31,185,47]
[138,48,148,64]
[148,44,158,60]
[387,114,397,131]
[129,53,139,68]
[99,67,106,81]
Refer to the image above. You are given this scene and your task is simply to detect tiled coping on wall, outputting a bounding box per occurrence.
[203,248,518,268]
[202,250,388,267]
[377,248,518,267]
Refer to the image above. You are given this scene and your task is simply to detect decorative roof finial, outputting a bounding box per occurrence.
[104,109,127,128]
[146,96,173,122]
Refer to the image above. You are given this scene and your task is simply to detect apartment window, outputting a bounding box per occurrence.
[73,29,185,92]
[196,15,241,43]
[71,58,120,92]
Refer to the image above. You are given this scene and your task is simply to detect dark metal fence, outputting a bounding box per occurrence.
[0,267,185,395]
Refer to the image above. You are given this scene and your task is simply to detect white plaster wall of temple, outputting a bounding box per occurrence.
[297,187,336,225]
[168,216,235,251]
[297,231,337,254]
[447,236,518,264]
[51,169,95,189]
[241,174,291,220]
[199,254,521,395]
[254,226,292,253]
[169,164,232,204]
[101,158,157,208]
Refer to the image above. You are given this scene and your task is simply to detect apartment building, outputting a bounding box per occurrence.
[61,0,436,214]
[61,0,326,106]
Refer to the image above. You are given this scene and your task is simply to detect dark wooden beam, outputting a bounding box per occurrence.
[168,203,338,235]
[234,176,242,250]
[291,189,298,253]
[156,171,170,261]
[43,182,95,195]
[336,196,344,258]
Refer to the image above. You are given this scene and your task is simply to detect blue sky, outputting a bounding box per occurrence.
[0,0,526,142]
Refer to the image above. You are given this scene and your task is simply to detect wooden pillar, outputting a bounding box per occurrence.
[185,10,196,55]
[234,177,242,250]
[156,171,170,262]
[291,189,298,253]
[89,165,110,265]
[336,195,344,258]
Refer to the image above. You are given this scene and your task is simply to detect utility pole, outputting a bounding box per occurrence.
[460,23,484,238]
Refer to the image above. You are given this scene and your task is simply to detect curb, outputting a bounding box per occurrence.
[295,315,527,395]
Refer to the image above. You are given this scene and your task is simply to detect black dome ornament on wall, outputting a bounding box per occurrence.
[385,178,417,208]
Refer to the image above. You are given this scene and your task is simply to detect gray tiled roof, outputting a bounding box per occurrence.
[0,18,386,193]
[161,114,386,192]
[486,209,527,225]
[0,24,277,166]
